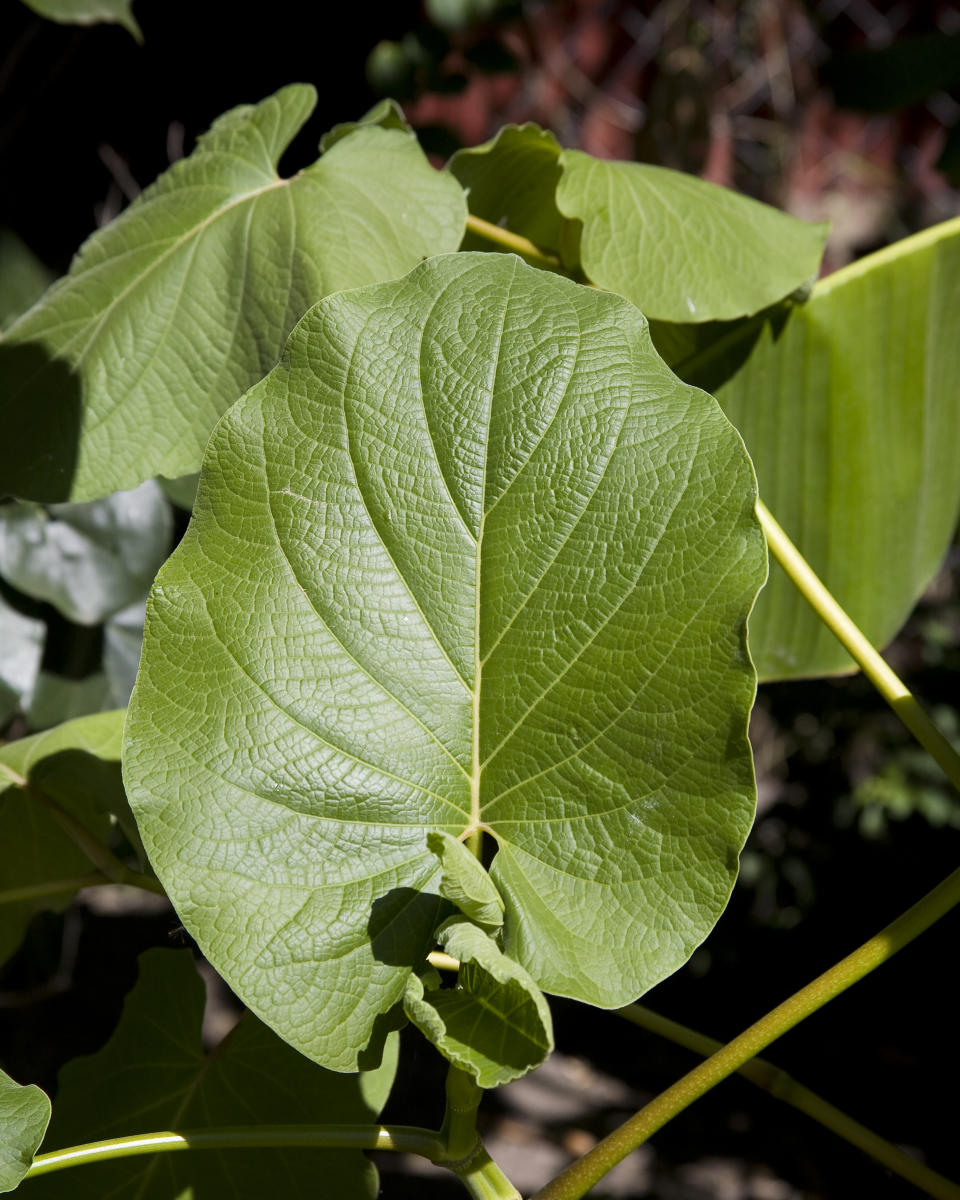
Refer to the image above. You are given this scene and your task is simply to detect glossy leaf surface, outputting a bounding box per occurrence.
[672,217,960,679]
[404,917,552,1086]
[0,711,125,965]
[24,949,397,1199]
[0,84,466,502]
[125,254,764,1072]
[0,1070,49,1194]
[0,482,171,625]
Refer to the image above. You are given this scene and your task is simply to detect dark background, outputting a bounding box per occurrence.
[2,2,960,1197]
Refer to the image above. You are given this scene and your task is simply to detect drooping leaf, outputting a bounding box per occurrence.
[19,0,140,39]
[0,482,172,625]
[404,916,552,1086]
[555,150,828,321]
[23,948,397,1199]
[0,232,53,333]
[0,596,44,727]
[124,253,764,1071]
[0,84,467,503]
[319,98,410,153]
[672,216,960,680]
[448,124,574,261]
[427,832,503,930]
[0,1070,49,1194]
[0,710,126,966]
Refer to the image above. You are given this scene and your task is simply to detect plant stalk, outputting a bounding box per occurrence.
[464,214,565,273]
[618,1004,960,1200]
[531,861,960,1200]
[25,1124,447,1178]
[755,498,960,793]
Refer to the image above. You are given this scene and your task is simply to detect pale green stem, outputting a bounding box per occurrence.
[531,862,960,1200]
[755,498,960,793]
[465,214,566,273]
[25,1125,447,1179]
[618,1005,960,1200]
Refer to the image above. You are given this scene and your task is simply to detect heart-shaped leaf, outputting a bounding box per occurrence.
[404,916,553,1086]
[667,216,960,679]
[124,253,764,1071]
[0,482,172,625]
[0,84,467,503]
[24,948,397,1198]
[428,832,504,930]
[0,1070,49,1194]
[0,710,127,966]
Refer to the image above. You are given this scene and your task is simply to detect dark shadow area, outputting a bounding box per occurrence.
[367,886,450,968]
[0,341,81,502]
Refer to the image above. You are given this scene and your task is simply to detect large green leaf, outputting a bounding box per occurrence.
[0,84,467,503]
[124,253,764,1072]
[404,916,553,1086]
[23,948,397,1199]
[19,0,140,38]
[0,482,171,625]
[0,711,126,965]
[670,217,960,680]
[0,1070,49,1194]
[556,150,828,322]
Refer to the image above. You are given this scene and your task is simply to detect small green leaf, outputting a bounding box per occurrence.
[0,1070,49,1194]
[556,150,828,321]
[0,483,171,625]
[124,253,763,1071]
[19,0,140,40]
[0,231,53,332]
[319,98,410,153]
[671,216,960,679]
[0,84,467,503]
[405,916,553,1086]
[0,711,125,966]
[427,832,504,929]
[23,948,397,1199]
[449,124,574,261]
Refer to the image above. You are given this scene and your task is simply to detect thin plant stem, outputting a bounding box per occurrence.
[755,498,960,793]
[0,872,106,905]
[464,214,566,273]
[618,1004,960,1200]
[531,862,960,1200]
[25,1124,447,1179]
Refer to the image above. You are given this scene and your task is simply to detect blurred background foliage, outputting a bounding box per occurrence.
[2,2,959,1196]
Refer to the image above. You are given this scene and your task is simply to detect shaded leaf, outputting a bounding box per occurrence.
[673,217,960,679]
[427,832,503,929]
[124,253,764,1071]
[448,124,574,261]
[23,948,397,1199]
[319,98,410,153]
[0,482,172,625]
[556,150,828,321]
[404,916,552,1086]
[0,1070,49,1194]
[19,0,140,39]
[0,711,125,965]
[0,84,467,503]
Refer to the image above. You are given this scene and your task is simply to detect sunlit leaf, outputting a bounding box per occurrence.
[0,84,467,502]
[124,253,764,1070]
[427,832,503,929]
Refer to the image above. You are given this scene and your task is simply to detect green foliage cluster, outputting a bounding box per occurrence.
[1,73,959,1200]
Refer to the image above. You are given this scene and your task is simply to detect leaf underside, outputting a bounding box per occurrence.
[124,253,764,1073]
